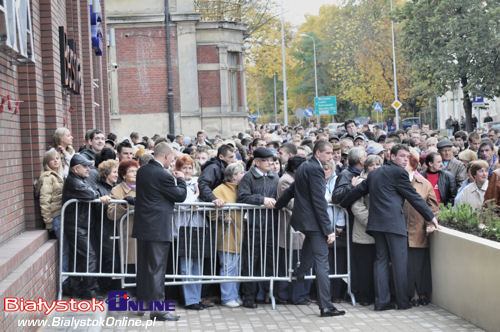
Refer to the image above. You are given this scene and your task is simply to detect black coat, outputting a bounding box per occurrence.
[340,161,434,237]
[276,158,333,237]
[421,169,457,206]
[237,166,279,227]
[198,158,227,202]
[62,171,99,229]
[132,159,187,242]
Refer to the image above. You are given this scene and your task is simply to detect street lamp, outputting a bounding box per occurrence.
[390,0,399,130]
[299,33,319,127]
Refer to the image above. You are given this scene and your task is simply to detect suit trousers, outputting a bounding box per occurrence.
[296,231,333,310]
[136,240,171,301]
[372,231,409,308]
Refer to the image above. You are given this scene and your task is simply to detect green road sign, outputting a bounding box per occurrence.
[314,96,337,115]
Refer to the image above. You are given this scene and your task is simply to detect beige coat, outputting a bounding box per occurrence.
[38,170,64,229]
[351,173,375,244]
[460,180,488,210]
[404,173,439,248]
[277,172,305,249]
[212,182,243,254]
[107,182,136,264]
[443,157,468,188]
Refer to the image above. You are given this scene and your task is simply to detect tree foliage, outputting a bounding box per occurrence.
[398,0,499,131]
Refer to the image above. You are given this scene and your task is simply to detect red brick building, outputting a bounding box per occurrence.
[0,0,109,329]
[106,0,248,138]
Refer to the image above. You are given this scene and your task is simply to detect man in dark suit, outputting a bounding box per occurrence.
[341,144,439,310]
[132,142,187,321]
[276,141,346,317]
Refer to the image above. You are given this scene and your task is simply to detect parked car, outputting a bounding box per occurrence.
[402,117,421,130]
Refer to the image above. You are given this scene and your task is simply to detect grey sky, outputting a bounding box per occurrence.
[283,0,343,26]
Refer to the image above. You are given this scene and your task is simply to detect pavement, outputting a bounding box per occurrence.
[38,300,482,332]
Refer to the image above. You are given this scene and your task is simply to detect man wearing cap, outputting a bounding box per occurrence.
[438,139,467,187]
[237,147,279,308]
[354,134,367,148]
[62,154,111,298]
[366,143,385,159]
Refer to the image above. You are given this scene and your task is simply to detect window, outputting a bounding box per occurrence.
[228,52,239,112]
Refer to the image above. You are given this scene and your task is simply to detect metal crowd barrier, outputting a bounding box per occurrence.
[58,199,354,307]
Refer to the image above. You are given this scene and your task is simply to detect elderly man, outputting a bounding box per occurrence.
[437,139,467,187]
[237,147,279,309]
[62,154,110,298]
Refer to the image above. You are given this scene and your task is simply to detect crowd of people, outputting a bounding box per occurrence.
[35,119,500,321]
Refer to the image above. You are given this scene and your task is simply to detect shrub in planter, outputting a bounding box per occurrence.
[438,203,500,242]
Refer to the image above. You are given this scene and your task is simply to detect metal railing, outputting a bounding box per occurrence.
[58,199,354,308]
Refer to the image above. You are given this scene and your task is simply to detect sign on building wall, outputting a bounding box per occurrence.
[59,27,81,95]
[0,0,35,62]
[90,1,103,56]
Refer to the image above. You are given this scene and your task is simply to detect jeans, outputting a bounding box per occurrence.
[218,251,240,303]
[52,216,69,274]
[180,257,202,306]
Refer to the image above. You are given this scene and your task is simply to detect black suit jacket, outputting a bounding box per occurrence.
[276,158,332,237]
[340,161,434,237]
[132,159,187,242]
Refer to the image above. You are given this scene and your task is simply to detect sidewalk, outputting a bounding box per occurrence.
[39,300,482,332]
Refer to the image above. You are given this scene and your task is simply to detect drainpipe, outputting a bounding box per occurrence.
[165,0,175,134]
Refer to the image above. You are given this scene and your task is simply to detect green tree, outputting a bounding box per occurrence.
[398,0,499,132]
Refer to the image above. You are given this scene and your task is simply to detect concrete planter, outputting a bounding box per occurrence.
[430,226,500,332]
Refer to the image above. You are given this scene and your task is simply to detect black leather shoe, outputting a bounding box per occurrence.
[358,301,371,306]
[242,300,257,309]
[185,303,205,310]
[294,299,311,305]
[419,296,430,306]
[374,303,396,311]
[410,299,420,307]
[150,311,180,321]
[320,307,346,317]
[275,298,288,305]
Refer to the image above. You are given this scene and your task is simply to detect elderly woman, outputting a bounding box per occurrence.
[458,160,489,209]
[173,155,207,310]
[276,156,310,305]
[404,149,439,306]
[212,162,245,307]
[350,155,382,306]
[53,127,75,178]
[107,160,139,271]
[94,159,120,290]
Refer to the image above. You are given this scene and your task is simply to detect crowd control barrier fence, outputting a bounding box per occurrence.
[58,199,355,307]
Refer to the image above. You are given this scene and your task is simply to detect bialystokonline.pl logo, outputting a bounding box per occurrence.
[4,291,176,329]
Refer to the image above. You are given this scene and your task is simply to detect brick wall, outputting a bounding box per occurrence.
[197,45,218,64]
[114,26,180,115]
[198,71,221,107]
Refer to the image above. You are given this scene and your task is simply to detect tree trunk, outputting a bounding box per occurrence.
[461,77,473,132]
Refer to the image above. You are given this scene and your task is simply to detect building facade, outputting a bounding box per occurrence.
[106,0,248,139]
[0,0,109,329]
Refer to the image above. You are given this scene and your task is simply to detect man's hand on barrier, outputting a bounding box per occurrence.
[264,197,276,208]
[124,196,136,205]
[327,232,336,244]
[430,217,440,230]
[100,195,111,204]
[213,198,225,207]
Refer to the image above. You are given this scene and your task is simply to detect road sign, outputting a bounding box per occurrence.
[472,96,485,107]
[314,96,337,115]
[296,108,305,119]
[373,102,383,113]
[391,99,402,111]
[303,108,314,118]
[248,109,259,119]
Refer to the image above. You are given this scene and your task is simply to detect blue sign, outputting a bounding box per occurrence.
[472,97,484,103]
[90,3,103,56]
[314,96,337,115]
[304,108,314,118]
[373,102,383,113]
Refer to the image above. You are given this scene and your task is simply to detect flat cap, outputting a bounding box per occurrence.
[70,154,93,167]
[253,147,274,159]
[437,139,453,149]
[366,143,384,155]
